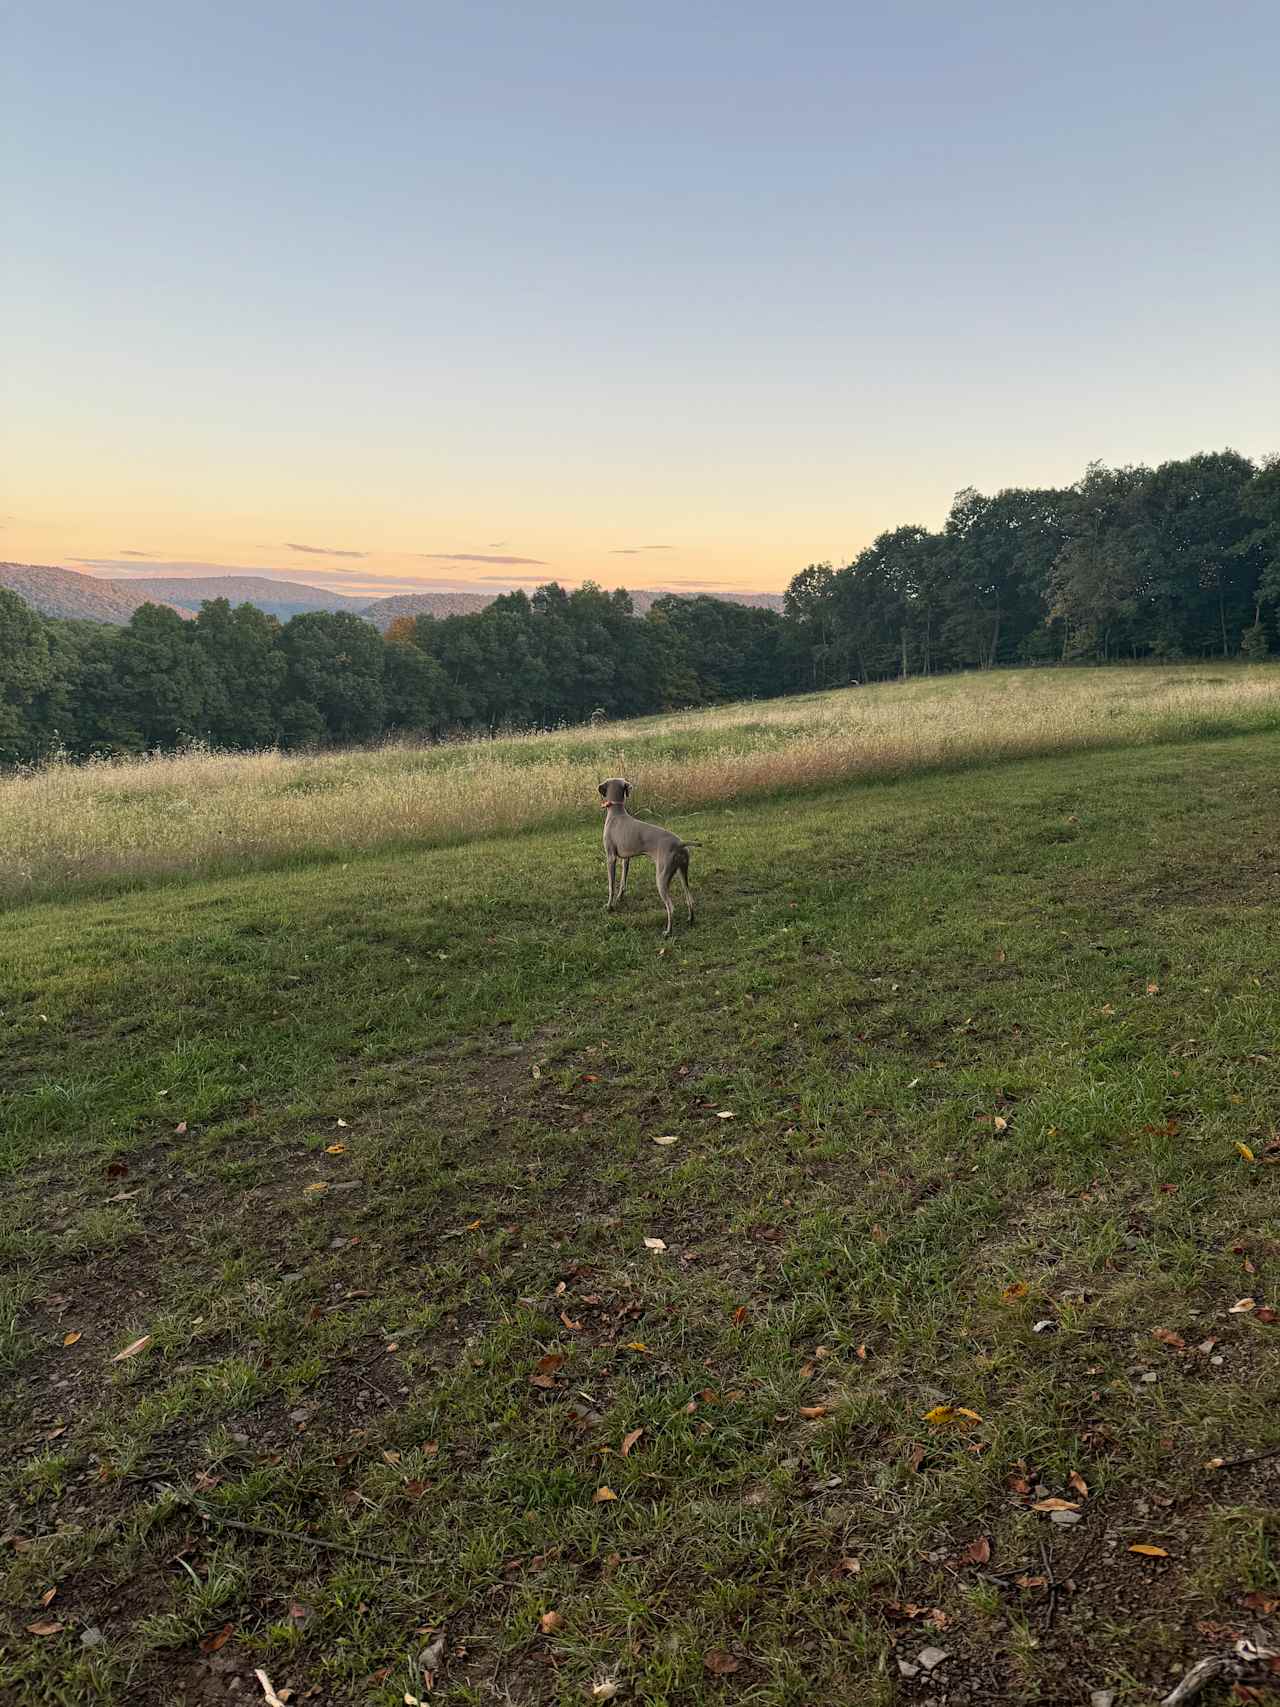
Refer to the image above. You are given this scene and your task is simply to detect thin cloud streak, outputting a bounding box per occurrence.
[285,542,368,558]
[417,552,547,566]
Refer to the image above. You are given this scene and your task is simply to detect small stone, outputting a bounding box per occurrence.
[1140,1371,1158,1384]
[1032,1318,1056,1333]
[1091,1692,1115,1707]
[917,1647,949,1671]
[80,1626,105,1647]
[897,1660,920,1679]
[1211,1355,1225,1366]
[1050,1509,1083,1526]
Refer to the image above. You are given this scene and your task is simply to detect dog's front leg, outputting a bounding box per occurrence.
[605,853,617,911]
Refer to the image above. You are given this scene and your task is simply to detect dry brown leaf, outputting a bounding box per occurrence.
[703,1649,740,1676]
[643,1237,667,1252]
[199,1624,233,1653]
[835,1556,862,1575]
[39,1587,58,1606]
[1128,1544,1169,1558]
[61,1331,81,1347]
[590,1683,620,1701]
[175,1121,188,1135]
[559,1311,583,1332]
[593,1486,618,1503]
[620,1428,644,1458]
[1229,1298,1257,1313]
[538,1611,564,1634]
[1000,1280,1029,1304]
[1241,1590,1279,1614]
[798,1405,828,1420]
[110,1334,152,1363]
[855,1343,869,1360]
[1152,1327,1187,1348]
[958,1537,991,1565]
[26,1621,64,1636]
[1031,1497,1080,1512]
[1237,1142,1256,1162]
[1256,1306,1278,1324]
[303,1182,328,1194]
[325,1143,346,1155]
[1068,1471,1090,1498]
[1015,1573,1048,1589]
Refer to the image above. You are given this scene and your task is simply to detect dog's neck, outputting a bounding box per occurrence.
[603,800,629,814]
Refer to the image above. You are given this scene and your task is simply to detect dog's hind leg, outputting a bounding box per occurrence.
[617,857,630,903]
[678,851,694,923]
[656,855,675,937]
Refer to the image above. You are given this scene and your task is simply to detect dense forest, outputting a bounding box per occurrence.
[2,450,1278,763]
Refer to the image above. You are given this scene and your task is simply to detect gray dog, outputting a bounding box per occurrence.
[598,778,695,937]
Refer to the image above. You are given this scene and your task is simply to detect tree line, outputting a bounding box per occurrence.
[2,449,1277,764]
[0,581,793,762]
[786,450,1280,685]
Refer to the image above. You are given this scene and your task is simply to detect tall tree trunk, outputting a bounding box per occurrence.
[988,599,1001,668]
[901,627,909,679]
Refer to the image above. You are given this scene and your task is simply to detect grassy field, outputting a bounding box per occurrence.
[7,663,1280,904]
[2,676,1279,1705]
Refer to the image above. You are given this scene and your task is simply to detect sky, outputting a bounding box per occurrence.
[4,0,1277,598]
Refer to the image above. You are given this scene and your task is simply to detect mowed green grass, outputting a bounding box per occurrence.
[2,733,1279,1705]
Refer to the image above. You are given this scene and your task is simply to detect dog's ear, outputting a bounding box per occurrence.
[622,780,631,796]
[598,781,608,799]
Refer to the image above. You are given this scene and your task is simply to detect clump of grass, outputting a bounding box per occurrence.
[4,662,1280,902]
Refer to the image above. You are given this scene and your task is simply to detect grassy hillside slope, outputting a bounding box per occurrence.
[2,726,1278,1704]
[7,663,1280,906]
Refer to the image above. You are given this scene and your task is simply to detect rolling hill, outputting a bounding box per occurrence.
[122,575,367,621]
[0,562,192,623]
[2,562,787,631]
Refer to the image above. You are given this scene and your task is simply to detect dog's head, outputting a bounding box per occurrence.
[598,777,630,809]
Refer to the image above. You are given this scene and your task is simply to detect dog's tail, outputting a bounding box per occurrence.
[679,840,702,848]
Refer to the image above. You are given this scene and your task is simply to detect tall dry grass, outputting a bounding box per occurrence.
[4,664,1279,904]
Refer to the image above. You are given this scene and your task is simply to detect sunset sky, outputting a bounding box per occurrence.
[5,1,1277,598]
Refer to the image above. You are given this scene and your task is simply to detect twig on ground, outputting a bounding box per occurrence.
[187,1501,420,1568]
[1205,1443,1280,1472]
[1038,1537,1059,1631]
[1161,1639,1279,1707]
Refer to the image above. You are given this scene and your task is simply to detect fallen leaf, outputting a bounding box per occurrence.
[174,1121,188,1135]
[1128,1544,1169,1558]
[798,1405,828,1420]
[325,1144,346,1155]
[110,1334,152,1363]
[1000,1281,1029,1304]
[382,1450,402,1465]
[538,1611,564,1634]
[1068,1471,1090,1498]
[590,1682,620,1701]
[923,1405,982,1427]
[1146,982,1160,996]
[1229,1298,1257,1313]
[1153,1327,1187,1349]
[835,1556,862,1575]
[716,1111,735,1120]
[620,1428,644,1458]
[39,1587,58,1606]
[530,1353,566,1384]
[1241,1590,1279,1614]
[62,1331,81,1347]
[303,1182,328,1194]
[593,1486,618,1503]
[958,1536,992,1565]
[199,1622,233,1653]
[703,1650,740,1676]
[643,1237,667,1252]
[855,1342,870,1360]
[731,1306,748,1325]
[1256,1307,1278,1325]
[560,1312,583,1331]
[403,1480,428,1499]
[1032,1498,1080,1513]
[1014,1573,1048,1590]
[1237,1143,1256,1163]
[26,1621,64,1636]
[652,1135,680,1146]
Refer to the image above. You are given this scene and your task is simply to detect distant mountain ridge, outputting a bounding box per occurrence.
[0,562,192,624]
[1,562,785,630]
[122,575,367,620]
